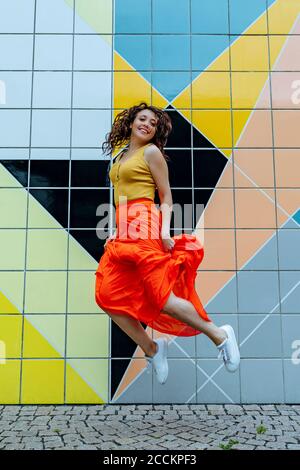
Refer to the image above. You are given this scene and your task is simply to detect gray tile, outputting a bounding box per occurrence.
[244,230,278,271]
[240,359,284,403]
[196,359,240,404]
[239,315,282,358]
[278,229,300,270]
[237,271,280,314]
[196,314,239,358]
[282,315,300,358]
[279,271,300,314]
[153,359,197,404]
[206,274,238,314]
[283,359,300,403]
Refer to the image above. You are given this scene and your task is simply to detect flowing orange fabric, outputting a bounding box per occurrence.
[95,197,212,336]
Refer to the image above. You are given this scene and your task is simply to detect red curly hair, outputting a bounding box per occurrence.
[101,102,173,162]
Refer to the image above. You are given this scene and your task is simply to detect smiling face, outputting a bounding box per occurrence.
[129,109,158,143]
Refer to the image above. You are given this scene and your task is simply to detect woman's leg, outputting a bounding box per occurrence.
[103,309,158,357]
[162,291,227,346]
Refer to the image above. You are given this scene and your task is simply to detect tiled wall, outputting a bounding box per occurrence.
[0,0,300,404]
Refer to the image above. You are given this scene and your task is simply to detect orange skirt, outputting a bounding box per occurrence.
[94,197,212,336]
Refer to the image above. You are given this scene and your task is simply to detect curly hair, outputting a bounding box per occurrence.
[101,102,173,162]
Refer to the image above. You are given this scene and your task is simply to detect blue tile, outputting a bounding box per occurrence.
[115,0,151,33]
[35,35,73,70]
[237,271,280,314]
[241,359,284,403]
[191,0,229,34]
[33,72,72,108]
[153,0,190,33]
[31,110,71,147]
[153,35,190,71]
[0,0,35,33]
[0,110,30,147]
[229,0,274,35]
[115,35,151,71]
[0,72,32,108]
[0,35,33,70]
[152,71,190,102]
[36,0,74,33]
[292,209,300,226]
[192,35,230,70]
[279,271,300,314]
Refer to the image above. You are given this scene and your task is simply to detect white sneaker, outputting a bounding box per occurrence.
[217,325,240,373]
[145,338,169,385]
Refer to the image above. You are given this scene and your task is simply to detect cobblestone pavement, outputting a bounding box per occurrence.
[0,404,300,450]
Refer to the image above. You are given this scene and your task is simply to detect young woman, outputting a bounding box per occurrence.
[95,102,240,385]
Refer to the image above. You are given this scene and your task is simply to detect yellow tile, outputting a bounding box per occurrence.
[66,360,106,404]
[21,359,64,404]
[25,271,67,314]
[231,36,269,71]
[0,360,20,403]
[0,315,22,358]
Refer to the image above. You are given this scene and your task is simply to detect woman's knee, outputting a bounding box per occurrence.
[161,291,179,315]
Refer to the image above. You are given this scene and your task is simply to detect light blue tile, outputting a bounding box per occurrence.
[282,315,300,358]
[283,359,300,403]
[239,314,282,358]
[243,231,278,271]
[278,229,300,270]
[36,0,74,33]
[191,0,229,34]
[0,35,33,70]
[71,148,103,160]
[0,0,35,33]
[152,71,190,103]
[0,72,32,108]
[196,314,239,358]
[74,35,112,71]
[35,35,73,70]
[153,35,190,71]
[280,271,300,314]
[192,35,230,70]
[71,110,111,148]
[31,110,71,147]
[153,0,189,33]
[33,72,72,108]
[240,359,284,403]
[0,148,29,159]
[237,271,280,314]
[153,359,196,403]
[0,110,30,147]
[206,274,238,314]
[30,148,70,159]
[196,359,240,404]
[115,0,151,33]
[114,35,151,71]
[73,72,111,108]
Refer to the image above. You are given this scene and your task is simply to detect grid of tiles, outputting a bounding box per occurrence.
[0,0,300,404]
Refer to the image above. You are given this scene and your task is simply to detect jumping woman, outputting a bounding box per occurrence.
[95,102,240,385]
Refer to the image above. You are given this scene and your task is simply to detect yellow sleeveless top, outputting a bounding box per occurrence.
[109,143,156,206]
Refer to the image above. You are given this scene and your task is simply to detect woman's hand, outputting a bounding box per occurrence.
[161,232,175,252]
[104,232,117,250]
